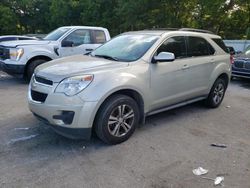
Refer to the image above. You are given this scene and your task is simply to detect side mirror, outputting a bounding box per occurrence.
[152,52,175,63]
[61,40,74,47]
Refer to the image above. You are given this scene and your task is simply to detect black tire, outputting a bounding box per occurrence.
[95,94,140,145]
[26,59,48,81]
[205,78,226,108]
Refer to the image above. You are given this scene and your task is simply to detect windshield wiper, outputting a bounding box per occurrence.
[94,54,119,61]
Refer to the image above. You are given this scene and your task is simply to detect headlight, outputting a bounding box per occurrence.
[9,48,24,61]
[55,75,94,96]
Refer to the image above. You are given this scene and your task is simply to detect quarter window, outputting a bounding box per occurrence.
[156,36,187,59]
[93,30,106,44]
[187,36,215,57]
[212,38,228,53]
[63,29,91,46]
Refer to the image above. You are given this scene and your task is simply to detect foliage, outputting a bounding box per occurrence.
[0,0,249,39]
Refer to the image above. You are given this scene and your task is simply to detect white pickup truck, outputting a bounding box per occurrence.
[0,26,111,80]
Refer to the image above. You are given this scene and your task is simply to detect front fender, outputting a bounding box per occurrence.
[77,64,151,125]
[24,46,58,62]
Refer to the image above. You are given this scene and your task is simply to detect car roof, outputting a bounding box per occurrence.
[122,29,221,38]
[59,26,108,30]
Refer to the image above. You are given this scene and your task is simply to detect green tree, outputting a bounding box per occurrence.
[0,4,18,34]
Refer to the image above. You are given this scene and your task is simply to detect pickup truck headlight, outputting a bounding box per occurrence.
[9,48,24,61]
[55,75,94,96]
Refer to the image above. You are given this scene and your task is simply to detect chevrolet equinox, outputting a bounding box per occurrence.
[28,29,231,144]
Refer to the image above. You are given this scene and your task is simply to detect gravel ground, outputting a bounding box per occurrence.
[0,71,250,188]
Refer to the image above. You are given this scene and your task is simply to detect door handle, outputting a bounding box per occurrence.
[86,49,93,51]
[182,64,190,70]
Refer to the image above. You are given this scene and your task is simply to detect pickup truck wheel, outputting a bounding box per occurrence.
[95,94,139,145]
[205,78,226,108]
[26,59,47,81]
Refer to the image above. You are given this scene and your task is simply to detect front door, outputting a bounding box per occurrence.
[59,29,94,57]
[150,36,192,110]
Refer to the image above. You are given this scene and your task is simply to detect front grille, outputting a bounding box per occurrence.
[34,75,53,86]
[245,61,250,70]
[31,90,48,103]
[0,47,10,60]
[234,60,244,68]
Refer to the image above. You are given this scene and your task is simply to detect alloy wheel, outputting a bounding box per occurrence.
[213,83,225,105]
[107,104,134,137]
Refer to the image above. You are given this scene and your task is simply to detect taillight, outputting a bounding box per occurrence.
[230,55,234,64]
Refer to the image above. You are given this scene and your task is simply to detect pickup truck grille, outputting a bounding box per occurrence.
[31,90,48,103]
[34,75,53,86]
[0,46,10,60]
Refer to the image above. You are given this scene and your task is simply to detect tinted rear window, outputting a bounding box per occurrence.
[93,30,106,44]
[187,36,215,57]
[212,38,228,53]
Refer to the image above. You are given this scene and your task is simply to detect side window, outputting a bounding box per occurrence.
[19,37,34,40]
[187,36,215,57]
[0,37,17,42]
[93,30,106,44]
[63,29,91,46]
[156,36,187,59]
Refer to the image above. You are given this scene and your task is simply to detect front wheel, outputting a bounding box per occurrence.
[26,59,48,81]
[95,94,140,145]
[205,78,226,108]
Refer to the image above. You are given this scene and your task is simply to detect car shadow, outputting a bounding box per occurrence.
[3,101,207,151]
[231,77,250,89]
[0,71,27,86]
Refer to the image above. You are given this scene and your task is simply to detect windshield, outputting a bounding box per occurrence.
[91,34,159,62]
[43,28,70,41]
[243,45,250,57]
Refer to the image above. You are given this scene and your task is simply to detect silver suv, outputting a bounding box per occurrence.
[28,29,231,144]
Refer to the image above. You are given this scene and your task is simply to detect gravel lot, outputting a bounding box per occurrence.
[0,71,250,188]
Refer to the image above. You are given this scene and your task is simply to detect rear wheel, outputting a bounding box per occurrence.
[205,78,226,108]
[95,94,139,144]
[26,59,48,81]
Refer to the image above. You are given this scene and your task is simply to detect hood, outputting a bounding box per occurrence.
[0,40,51,48]
[35,55,129,82]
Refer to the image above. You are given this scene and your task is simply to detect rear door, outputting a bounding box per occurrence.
[91,30,108,50]
[185,36,216,96]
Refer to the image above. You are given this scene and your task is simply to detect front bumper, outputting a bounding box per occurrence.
[232,70,250,79]
[33,113,92,139]
[0,61,25,75]
[28,80,99,140]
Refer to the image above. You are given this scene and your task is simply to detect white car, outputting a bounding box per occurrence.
[0,26,110,80]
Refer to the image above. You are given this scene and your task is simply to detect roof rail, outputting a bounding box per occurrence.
[144,28,214,34]
[179,28,214,34]
[144,28,178,31]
